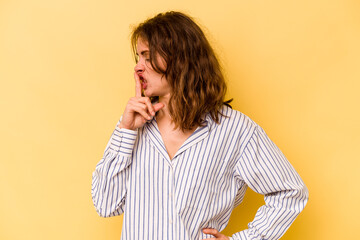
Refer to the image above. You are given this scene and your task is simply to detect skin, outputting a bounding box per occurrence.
[119,38,230,239]
[118,38,168,130]
[201,228,230,240]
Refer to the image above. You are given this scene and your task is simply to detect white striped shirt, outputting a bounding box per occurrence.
[91,105,308,240]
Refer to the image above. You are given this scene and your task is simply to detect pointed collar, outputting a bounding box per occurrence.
[144,112,215,164]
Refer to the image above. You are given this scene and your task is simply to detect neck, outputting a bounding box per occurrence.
[157,94,172,122]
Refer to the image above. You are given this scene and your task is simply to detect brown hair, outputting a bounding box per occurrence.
[131,11,232,131]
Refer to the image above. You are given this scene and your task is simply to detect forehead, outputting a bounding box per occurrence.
[136,38,149,54]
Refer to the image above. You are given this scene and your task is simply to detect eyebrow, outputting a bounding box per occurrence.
[136,50,150,56]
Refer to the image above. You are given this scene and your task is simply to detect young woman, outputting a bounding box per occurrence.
[92,11,308,240]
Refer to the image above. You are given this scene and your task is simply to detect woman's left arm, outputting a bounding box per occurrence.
[228,125,309,240]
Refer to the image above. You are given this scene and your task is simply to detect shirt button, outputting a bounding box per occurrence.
[169,220,173,224]
[169,193,173,198]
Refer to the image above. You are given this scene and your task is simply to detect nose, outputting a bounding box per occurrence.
[134,61,144,74]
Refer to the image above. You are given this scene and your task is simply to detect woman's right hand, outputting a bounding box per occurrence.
[118,72,164,130]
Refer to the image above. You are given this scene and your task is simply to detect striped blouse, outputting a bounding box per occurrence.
[91,105,308,240]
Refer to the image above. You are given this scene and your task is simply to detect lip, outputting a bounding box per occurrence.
[139,74,147,89]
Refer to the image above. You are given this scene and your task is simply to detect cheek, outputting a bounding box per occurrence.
[145,61,152,69]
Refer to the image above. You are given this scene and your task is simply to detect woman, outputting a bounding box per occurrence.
[92,11,308,240]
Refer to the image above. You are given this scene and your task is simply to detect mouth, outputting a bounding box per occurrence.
[139,75,147,89]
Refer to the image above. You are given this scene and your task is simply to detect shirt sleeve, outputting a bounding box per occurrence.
[231,125,309,240]
[91,119,137,218]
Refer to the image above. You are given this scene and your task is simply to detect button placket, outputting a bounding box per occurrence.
[169,166,177,239]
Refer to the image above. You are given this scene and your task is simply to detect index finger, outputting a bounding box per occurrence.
[134,72,142,98]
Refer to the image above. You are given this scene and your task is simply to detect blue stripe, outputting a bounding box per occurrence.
[91,105,308,240]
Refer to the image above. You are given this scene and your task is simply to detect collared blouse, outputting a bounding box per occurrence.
[91,105,308,240]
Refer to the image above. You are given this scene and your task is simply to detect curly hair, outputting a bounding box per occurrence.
[131,11,232,131]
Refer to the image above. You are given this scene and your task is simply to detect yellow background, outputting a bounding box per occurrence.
[1,0,359,239]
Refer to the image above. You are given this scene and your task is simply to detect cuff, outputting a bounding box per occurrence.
[109,127,138,156]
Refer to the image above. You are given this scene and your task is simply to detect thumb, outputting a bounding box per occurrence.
[202,228,221,237]
[153,102,165,112]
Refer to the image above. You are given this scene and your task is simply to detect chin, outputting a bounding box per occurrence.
[144,90,151,97]
[144,90,153,97]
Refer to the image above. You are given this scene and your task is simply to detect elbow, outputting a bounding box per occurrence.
[95,208,113,218]
[293,181,309,213]
[301,182,309,208]
[92,200,116,218]
[91,191,112,218]
[91,177,116,218]
[91,196,116,218]
[92,194,124,218]
[279,181,309,213]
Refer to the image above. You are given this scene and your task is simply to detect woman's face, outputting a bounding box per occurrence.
[134,38,171,98]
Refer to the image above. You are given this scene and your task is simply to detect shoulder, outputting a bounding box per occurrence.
[203,105,260,158]
[216,105,258,130]
[204,105,259,145]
